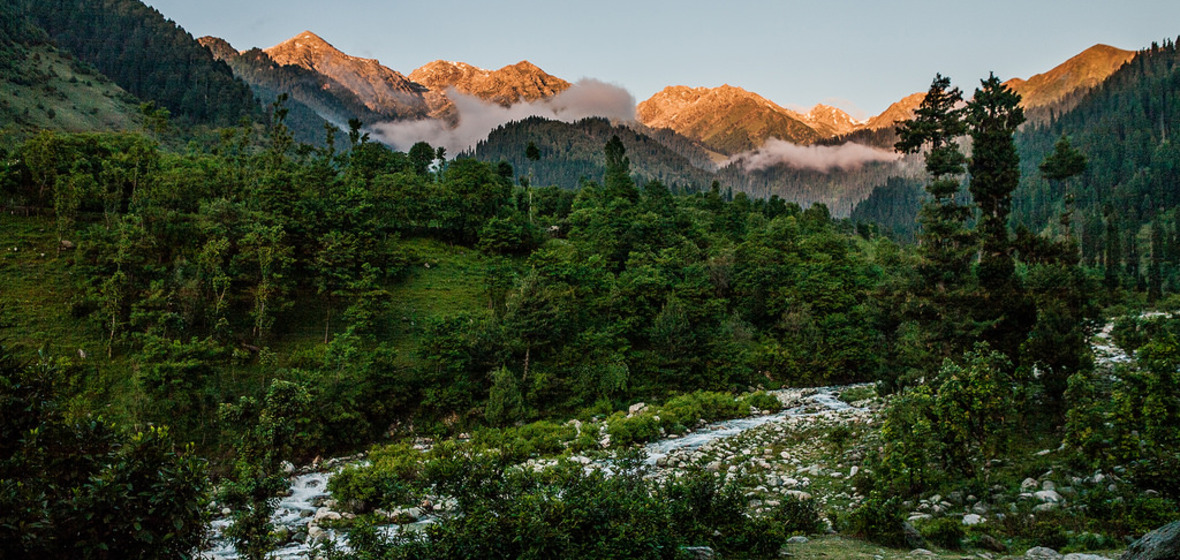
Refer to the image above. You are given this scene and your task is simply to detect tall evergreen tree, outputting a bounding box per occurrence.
[967,74,1032,360]
[968,73,1025,292]
[895,74,977,361]
[1039,135,1087,238]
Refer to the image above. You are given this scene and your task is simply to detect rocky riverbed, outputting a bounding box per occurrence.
[202,385,874,559]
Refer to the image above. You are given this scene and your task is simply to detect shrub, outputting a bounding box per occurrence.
[920,517,965,550]
[844,493,909,548]
[606,413,661,447]
[743,390,784,412]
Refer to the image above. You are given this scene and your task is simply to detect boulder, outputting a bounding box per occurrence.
[1034,490,1064,503]
[1064,554,1112,560]
[628,402,647,416]
[1121,521,1180,560]
[786,536,809,544]
[1025,546,1063,560]
[1021,478,1040,491]
[962,513,985,526]
[903,522,926,550]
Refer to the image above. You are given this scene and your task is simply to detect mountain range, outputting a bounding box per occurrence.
[197,30,1135,161]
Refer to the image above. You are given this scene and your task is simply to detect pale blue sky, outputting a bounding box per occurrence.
[147,0,1180,118]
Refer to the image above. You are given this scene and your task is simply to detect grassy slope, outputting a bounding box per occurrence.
[0,213,496,412]
[0,44,143,147]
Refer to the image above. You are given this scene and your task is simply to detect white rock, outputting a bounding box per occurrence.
[962,513,985,526]
[1021,478,1039,491]
[1025,546,1063,560]
[628,402,647,416]
[1034,490,1063,503]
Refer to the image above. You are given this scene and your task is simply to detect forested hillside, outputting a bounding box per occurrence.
[19,0,260,127]
[472,116,718,192]
[1014,39,1180,295]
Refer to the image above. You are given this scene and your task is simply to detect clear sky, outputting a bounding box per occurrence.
[146,0,1180,119]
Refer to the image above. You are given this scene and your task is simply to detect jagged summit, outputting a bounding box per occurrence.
[637,84,821,155]
[197,36,238,62]
[263,30,428,119]
[408,58,570,120]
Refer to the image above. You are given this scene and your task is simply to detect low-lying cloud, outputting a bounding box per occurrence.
[726,138,900,172]
[372,79,635,154]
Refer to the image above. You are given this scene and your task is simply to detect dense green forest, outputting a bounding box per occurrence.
[473,116,718,192]
[16,0,261,127]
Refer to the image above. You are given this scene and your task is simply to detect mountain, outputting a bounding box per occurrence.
[637,85,821,155]
[803,104,860,137]
[409,60,570,121]
[199,36,379,132]
[263,31,429,120]
[862,91,926,131]
[23,0,260,127]
[1005,44,1135,109]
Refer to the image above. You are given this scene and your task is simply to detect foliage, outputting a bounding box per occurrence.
[0,346,210,559]
[327,450,819,560]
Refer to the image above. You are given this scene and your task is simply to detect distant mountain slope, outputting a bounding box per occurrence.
[409,60,570,121]
[1006,44,1135,109]
[472,116,716,192]
[22,0,260,127]
[199,36,369,142]
[263,31,429,120]
[1013,40,1180,264]
[637,85,821,155]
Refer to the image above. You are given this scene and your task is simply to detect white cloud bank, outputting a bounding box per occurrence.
[726,138,901,172]
[371,78,635,154]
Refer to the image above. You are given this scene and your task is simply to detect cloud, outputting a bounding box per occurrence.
[725,138,900,172]
[371,78,635,154]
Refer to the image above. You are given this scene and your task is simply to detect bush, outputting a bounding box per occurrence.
[606,413,661,447]
[844,493,909,548]
[743,390,784,412]
[327,443,422,511]
[919,517,965,550]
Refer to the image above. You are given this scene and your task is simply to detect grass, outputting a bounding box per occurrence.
[0,44,143,145]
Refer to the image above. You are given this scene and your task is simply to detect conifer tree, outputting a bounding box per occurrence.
[967,74,1033,360]
[895,74,977,361]
[967,73,1025,292]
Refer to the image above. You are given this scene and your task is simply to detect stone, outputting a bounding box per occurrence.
[1021,478,1040,491]
[221,507,232,516]
[972,502,990,515]
[1121,520,1180,560]
[903,522,926,550]
[308,525,327,541]
[706,461,722,472]
[1063,554,1111,560]
[313,508,342,523]
[786,490,812,501]
[962,513,985,526]
[628,402,647,416]
[850,465,859,477]
[1025,546,1063,559]
[786,536,809,544]
[1034,490,1063,503]
[1042,480,1056,492]
[1033,502,1059,512]
[908,549,936,556]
